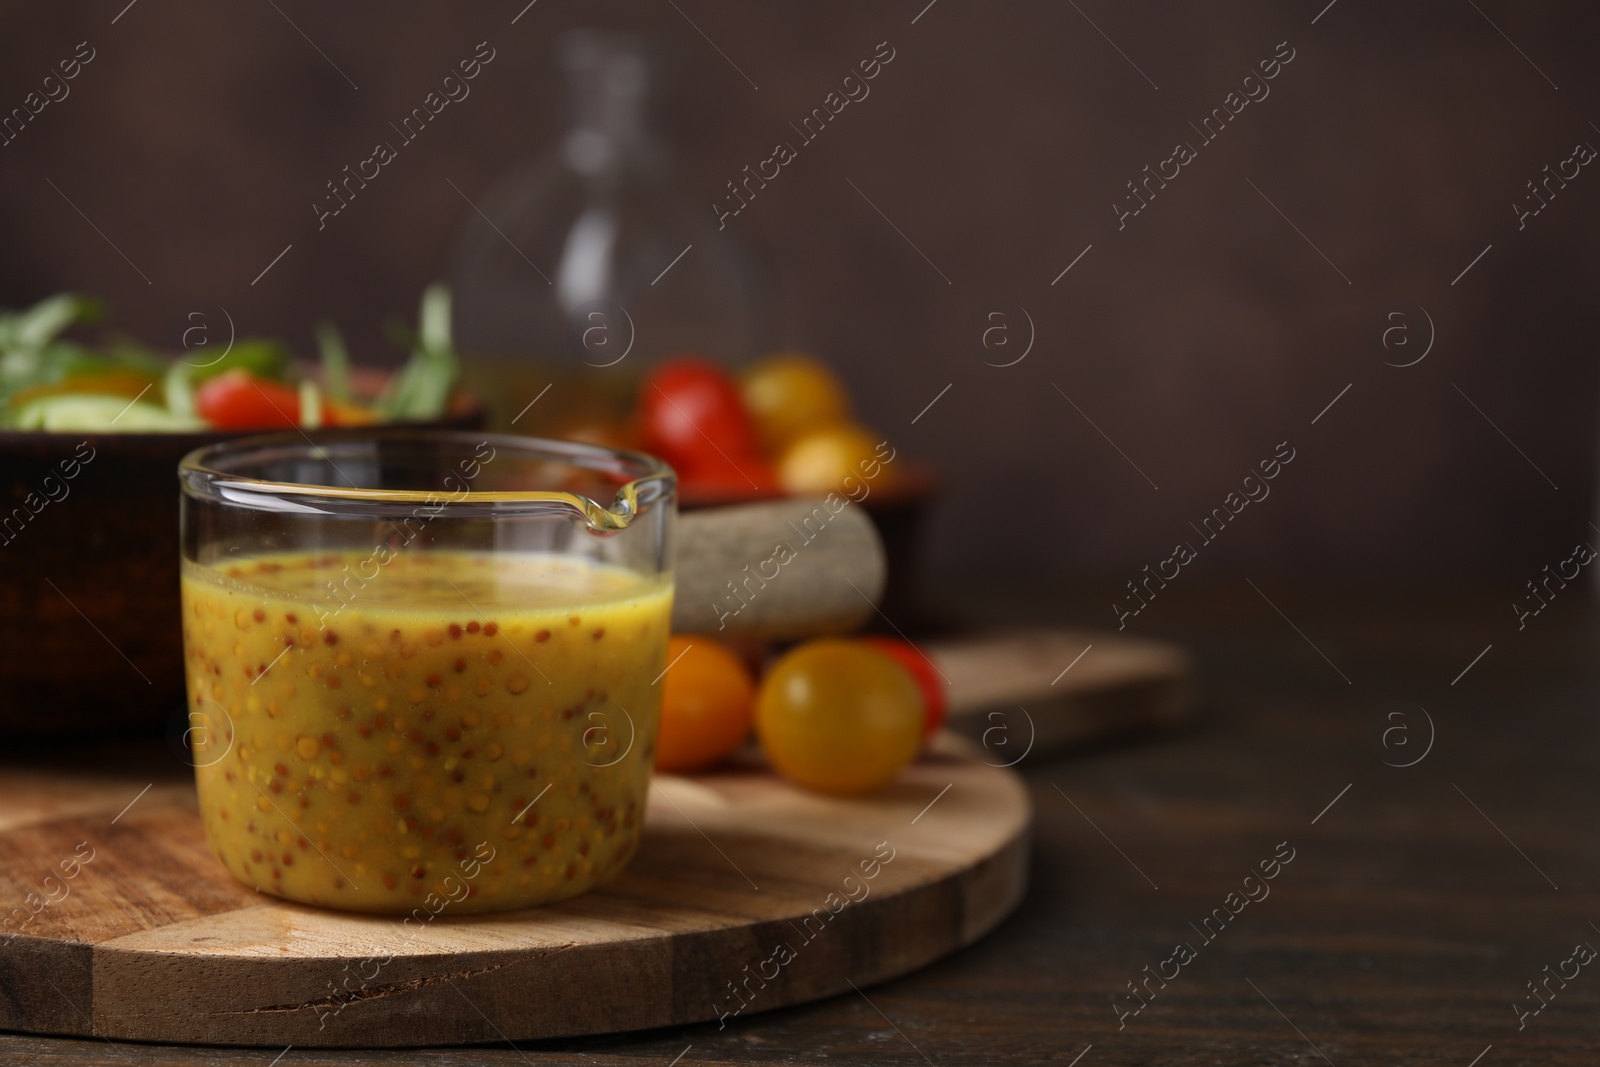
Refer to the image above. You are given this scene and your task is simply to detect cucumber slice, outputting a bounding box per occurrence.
[10,394,206,432]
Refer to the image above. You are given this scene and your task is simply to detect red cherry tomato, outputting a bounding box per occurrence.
[196,370,301,429]
[678,450,779,503]
[860,637,948,738]
[638,356,759,475]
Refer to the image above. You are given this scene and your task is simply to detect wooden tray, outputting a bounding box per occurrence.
[936,629,1196,759]
[0,738,1028,1048]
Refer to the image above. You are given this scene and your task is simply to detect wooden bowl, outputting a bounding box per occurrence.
[0,391,484,738]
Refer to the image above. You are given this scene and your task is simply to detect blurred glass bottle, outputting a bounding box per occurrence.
[451,29,771,432]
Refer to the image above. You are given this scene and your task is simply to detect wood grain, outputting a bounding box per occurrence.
[8,592,1600,1064]
[0,739,1026,1047]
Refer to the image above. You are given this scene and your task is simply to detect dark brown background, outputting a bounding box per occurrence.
[3,0,1598,595]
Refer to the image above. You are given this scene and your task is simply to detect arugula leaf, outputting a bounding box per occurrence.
[0,293,101,350]
[314,321,352,403]
[100,334,175,379]
[0,294,105,405]
[418,284,450,354]
[194,338,290,383]
[377,283,458,421]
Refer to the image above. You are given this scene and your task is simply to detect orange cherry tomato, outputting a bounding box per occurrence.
[654,636,755,773]
[860,637,947,738]
[195,369,301,429]
[740,353,850,452]
[754,639,922,795]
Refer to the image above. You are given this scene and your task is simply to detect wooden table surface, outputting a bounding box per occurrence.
[5,585,1598,1065]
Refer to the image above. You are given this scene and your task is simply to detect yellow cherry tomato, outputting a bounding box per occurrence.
[8,369,157,410]
[655,636,755,773]
[776,424,894,496]
[755,640,922,795]
[325,398,380,426]
[740,353,850,452]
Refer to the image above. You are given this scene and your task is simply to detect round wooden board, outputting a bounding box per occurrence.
[0,738,1028,1047]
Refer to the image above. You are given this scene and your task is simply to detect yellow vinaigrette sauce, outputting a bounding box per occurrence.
[180,550,672,914]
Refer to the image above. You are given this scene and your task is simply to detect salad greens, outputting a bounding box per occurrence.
[0,286,460,433]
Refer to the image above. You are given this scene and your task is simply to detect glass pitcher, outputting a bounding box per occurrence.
[451,29,771,431]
